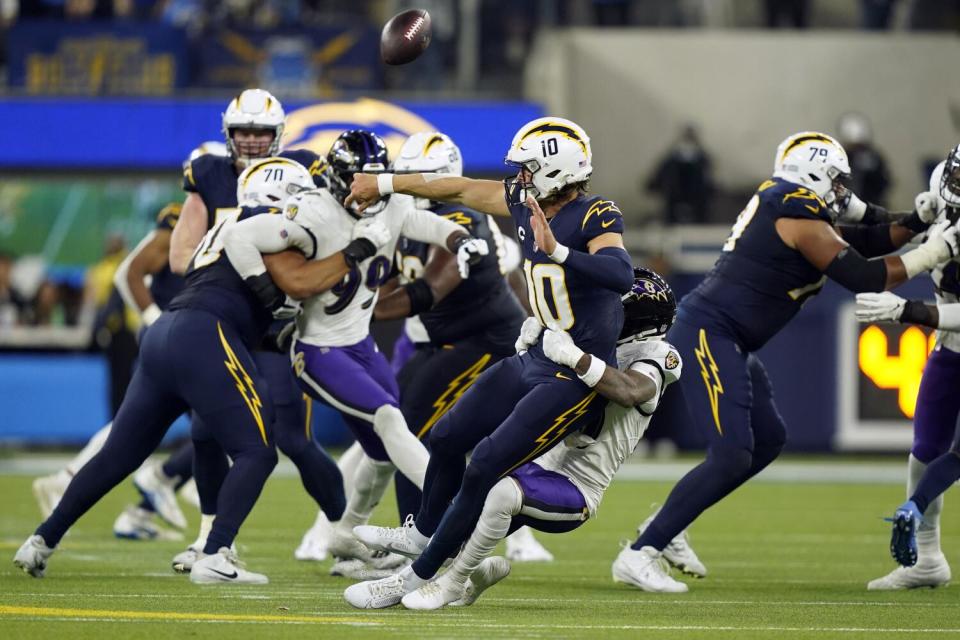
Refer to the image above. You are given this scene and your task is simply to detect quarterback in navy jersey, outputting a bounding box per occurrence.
[166,89,346,566]
[13,159,364,583]
[343,117,635,607]
[618,132,960,592]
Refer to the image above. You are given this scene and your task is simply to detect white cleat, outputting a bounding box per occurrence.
[327,529,377,562]
[330,558,405,580]
[353,515,427,559]
[13,535,55,578]
[344,572,418,609]
[505,526,554,563]
[294,519,331,562]
[449,557,512,607]
[190,547,267,585]
[402,573,466,610]
[172,546,203,574]
[133,462,187,530]
[612,545,689,593]
[113,506,183,541]
[867,555,952,590]
[32,473,70,519]
[638,510,706,577]
[178,479,201,510]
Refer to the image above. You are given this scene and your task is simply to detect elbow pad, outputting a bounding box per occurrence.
[823,247,888,293]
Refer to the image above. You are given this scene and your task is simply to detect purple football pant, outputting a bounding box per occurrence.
[912,347,960,463]
[293,336,399,462]
[508,462,589,534]
[390,330,418,377]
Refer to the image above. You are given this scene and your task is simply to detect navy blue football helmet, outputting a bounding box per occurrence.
[620,267,676,342]
[327,129,389,211]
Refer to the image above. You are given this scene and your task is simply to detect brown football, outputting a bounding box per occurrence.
[380,9,432,65]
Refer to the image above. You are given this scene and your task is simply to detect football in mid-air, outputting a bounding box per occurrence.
[380,8,432,65]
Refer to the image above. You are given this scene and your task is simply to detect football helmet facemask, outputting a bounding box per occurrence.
[327,129,390,216]
[620,267,677,343]
[940,144,960,208]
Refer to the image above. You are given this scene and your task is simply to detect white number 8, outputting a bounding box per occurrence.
[524,260,575,330]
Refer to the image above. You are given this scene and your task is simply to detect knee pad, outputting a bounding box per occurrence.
[372,405,405,438]
[483,478,523,519]
[706,444,753,480]
[238,445,278,471]
[274,422,308,458]
[427,414,464,457]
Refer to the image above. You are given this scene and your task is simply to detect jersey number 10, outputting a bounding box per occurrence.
[523,259,574,330]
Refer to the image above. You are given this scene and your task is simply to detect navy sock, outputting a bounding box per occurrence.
[415,448,467,536]
[203,447,277,554]
[193,438,230,517]
[395,471,422,523]
[910,451,960,515]
[162,441,195,489]
[286,444,346,522]
[632,447,753,551]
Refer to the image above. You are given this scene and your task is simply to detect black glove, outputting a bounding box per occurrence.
[244,272,285,311]
[341,238,377,267]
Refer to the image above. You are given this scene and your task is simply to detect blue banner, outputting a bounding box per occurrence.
[0,97,543,173]
[6,21,189,94]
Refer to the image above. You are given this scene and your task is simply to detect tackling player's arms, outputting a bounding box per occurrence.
[262,250,352,300]
[573,359,657,408]
[374,246,461,320]
[169,193,207,274]
[348,173,509,218]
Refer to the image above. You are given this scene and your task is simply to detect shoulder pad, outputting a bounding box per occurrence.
[183,153,227,194]
[436,205,481,228]
[580,197,624,237]
[155,203,182,231]
[282,149,328,187]
[283,189,339,229]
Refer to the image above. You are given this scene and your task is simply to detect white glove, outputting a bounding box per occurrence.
[272,295,302,320]
[901,219,960,278]
[456,237,489,278]
[855,292,906,323]
[629,339,682,385]
[542,329,584,369]
[351,217,391,249]
[915,191,939,224]
[837,191,868,223]
[514,316,543,355]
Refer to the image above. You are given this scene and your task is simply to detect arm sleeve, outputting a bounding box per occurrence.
[937,303,960,331]
[401,207,464,247]
[823,246,888,293]
[222,215,317,279]
[562,246,634,294]
[837,224,897,257]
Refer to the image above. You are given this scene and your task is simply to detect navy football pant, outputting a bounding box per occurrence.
[37,310,277,553]
[394,340,504,522]
[411,351,599,578]
[634,316,787,552]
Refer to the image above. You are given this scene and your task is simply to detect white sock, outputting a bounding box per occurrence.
[193,513,215,550]
[372,405,428,489]
[338,454,395,530]
[65,423,113,476]
[400,563,427,589]
[908,453,944,559]
[447,478,522,585]
[338,441,364,498]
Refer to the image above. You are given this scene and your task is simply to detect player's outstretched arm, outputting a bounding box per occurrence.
[113,228,171,326]
[836,192,938,257]
[169,193,207,274]
[374,247,461,320]
[856,292,960,331]
[779,218,959,292]
[347,172,509,217]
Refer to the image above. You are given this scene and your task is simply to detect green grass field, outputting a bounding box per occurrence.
[1,459,957,639]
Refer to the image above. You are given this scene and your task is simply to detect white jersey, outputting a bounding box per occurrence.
[287,190,462,347]
[927,161,960,353]
[535,341,682,517]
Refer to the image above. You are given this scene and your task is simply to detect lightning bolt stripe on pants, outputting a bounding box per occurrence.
[503,391,598,476]
[217,322,268,445]
[417,354,492,439]
[694,328,725,435]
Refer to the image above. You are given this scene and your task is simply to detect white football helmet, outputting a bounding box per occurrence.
[505,117,592,204]
[236,157,313,208]
[222,89,286,166]
[393,132,463,176]
[187,141,228,164]
[773,131,850,211]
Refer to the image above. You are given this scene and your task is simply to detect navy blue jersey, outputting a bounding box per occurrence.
[168,205,280,347]
[183,149,327,228]
[682,177,831,351]
[395,204,526,350]
[149,203,186,310]
[507,191,626,365]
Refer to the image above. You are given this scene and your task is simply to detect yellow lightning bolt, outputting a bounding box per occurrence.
[694,328,724,435]
[581,200,621,230]
[417,354,492,439]
[217,322,268,445]
[504,391,598,476]
[782,188,826,214]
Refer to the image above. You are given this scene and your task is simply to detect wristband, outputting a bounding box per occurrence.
[403,279,435,316]
[548,243,570,264]
[938,303,960,331]
[377,173,395,196]
[897,211,931,234]
[141,303,162,327]
[900,246,935,279]
[901,300,936,326]
[342,238,377,267]
[577,354,606,387]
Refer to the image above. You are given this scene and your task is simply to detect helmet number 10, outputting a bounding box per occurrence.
[540,138,559,157]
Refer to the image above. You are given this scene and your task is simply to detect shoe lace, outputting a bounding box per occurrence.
[369,575,404,597]
[221,547,246,569]
[417,580,444,598]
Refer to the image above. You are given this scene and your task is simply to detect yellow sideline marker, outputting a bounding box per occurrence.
[0,605,380,626]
